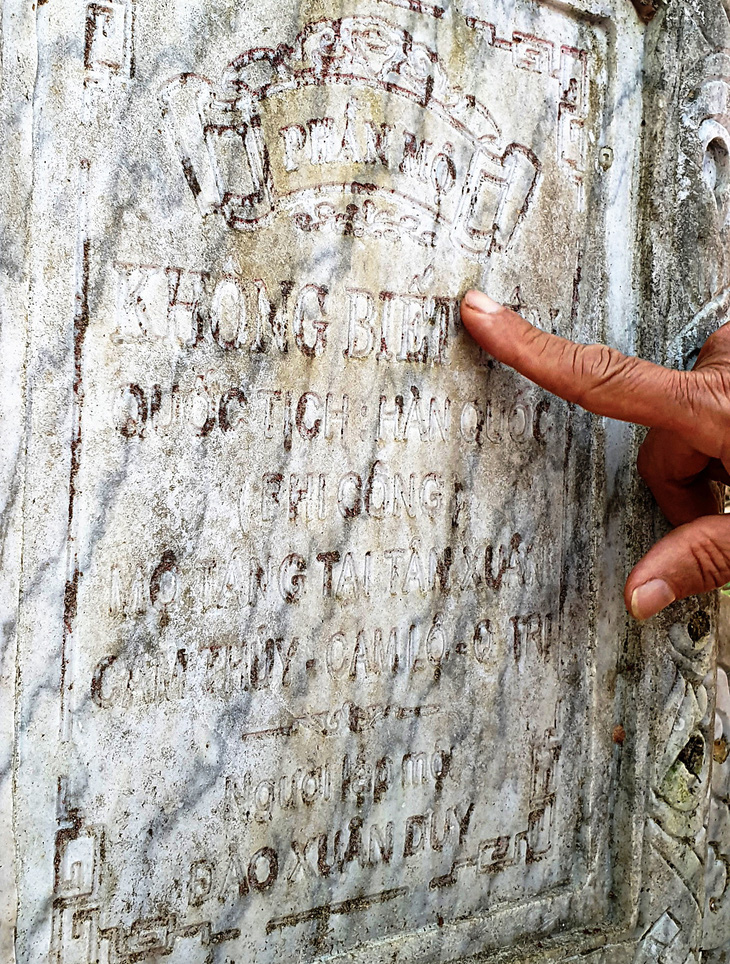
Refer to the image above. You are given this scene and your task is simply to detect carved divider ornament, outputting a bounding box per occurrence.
[644,39,730,964]
[694,51,730,961]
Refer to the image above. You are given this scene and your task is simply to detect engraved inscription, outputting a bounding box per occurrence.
[84,0,134,87]
[50,5,609,962]
[160,17,542,260]
[466,18,590,206]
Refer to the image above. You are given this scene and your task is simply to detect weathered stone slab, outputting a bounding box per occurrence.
[4,0,730,961]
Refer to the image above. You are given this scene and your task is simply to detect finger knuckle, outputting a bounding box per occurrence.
[689,528,730,592]
[668,367,730,440]
[667,368,698,411]
[569,345,631,410]
[699,369,730,422]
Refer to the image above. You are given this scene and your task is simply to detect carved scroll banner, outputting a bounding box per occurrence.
[3,0,728,960]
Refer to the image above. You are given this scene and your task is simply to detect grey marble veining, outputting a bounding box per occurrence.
[2,0,730,961]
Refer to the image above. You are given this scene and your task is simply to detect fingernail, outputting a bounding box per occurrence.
[464,290,503,314]
[630,579,675,620]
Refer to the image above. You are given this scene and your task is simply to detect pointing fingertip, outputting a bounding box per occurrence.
[463,289,503,314]
[630,579,675,620]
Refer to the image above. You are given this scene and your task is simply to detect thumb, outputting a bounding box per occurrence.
[625,514,730,619]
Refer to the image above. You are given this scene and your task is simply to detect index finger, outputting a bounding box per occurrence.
[461,289,700,437]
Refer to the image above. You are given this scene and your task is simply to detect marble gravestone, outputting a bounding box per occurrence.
[3,0,730,959]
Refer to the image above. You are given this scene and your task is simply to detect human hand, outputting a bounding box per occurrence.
[461,289,730,621]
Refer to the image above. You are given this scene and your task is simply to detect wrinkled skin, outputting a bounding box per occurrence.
[461,289,730,620]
